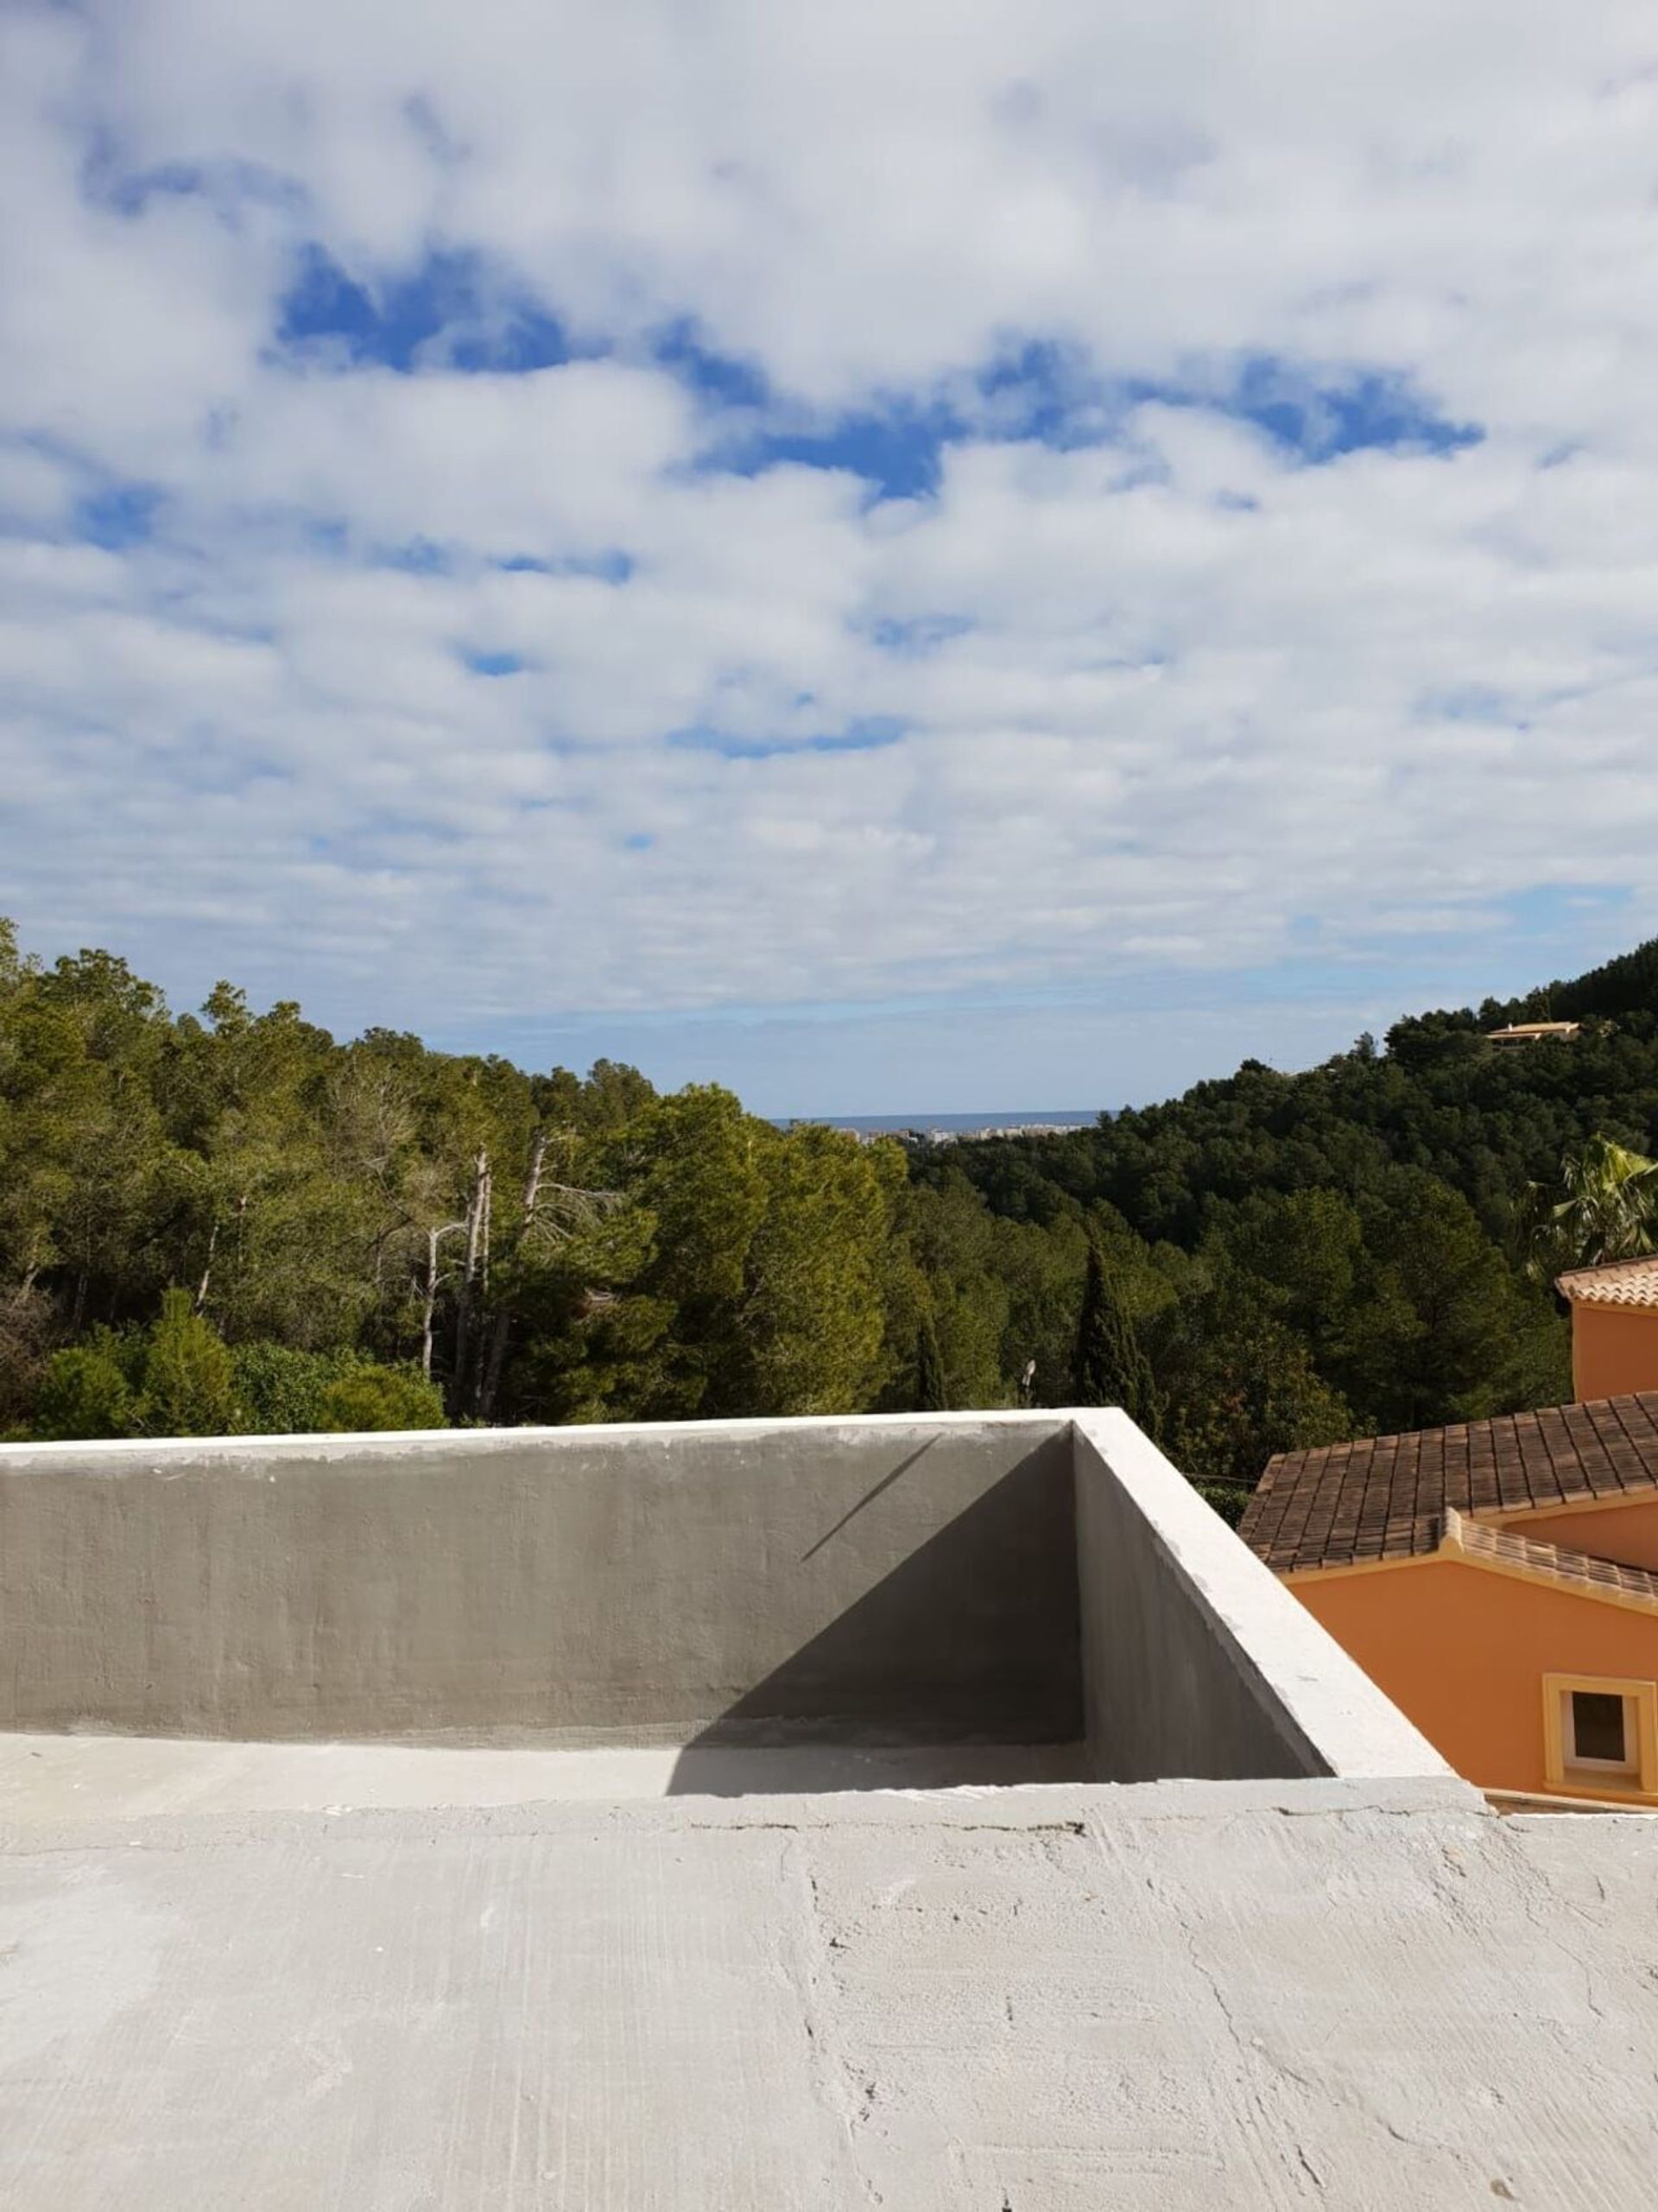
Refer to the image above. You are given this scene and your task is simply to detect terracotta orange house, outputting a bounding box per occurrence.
[1241,1386,1658,1806]
[1556,1254,1658,1400]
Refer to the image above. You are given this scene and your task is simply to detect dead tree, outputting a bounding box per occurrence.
[193,1193,247,1319]
[448,1150,492,1412]
[418,1218,468,1379]
[193,1222,219,1316]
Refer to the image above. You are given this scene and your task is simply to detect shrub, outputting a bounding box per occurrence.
[31,1333,140,1440]
[316,1363,446,1432]
[231,1341,356,1434]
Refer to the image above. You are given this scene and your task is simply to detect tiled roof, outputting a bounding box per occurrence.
[1241,1392,1658,1574]
[1443,1508,1658,1613]
[1555,1255,1658,1309]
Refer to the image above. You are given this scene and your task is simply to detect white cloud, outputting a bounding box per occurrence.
[3,0,1658,1101]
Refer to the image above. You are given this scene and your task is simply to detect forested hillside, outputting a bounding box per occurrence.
[7,916,1658,1491]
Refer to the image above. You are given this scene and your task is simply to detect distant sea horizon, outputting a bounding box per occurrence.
[771,1109,1101,1137]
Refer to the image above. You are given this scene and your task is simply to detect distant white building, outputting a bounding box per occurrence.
[1486,1019,1581,1049]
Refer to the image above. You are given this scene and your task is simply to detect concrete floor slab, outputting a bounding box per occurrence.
[3,1781,1655,2209]
[0,1730,1089,1821]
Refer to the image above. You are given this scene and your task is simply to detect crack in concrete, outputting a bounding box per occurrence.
[1143,1858,1497,2199]
[778,1837,887,2209]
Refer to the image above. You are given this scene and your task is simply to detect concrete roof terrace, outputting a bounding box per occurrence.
[1,1410,1655,2207]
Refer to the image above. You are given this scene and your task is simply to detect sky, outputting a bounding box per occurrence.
[3,3,1658,1113]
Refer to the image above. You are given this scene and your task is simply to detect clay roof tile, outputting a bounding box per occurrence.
[1240,1392,1658,1573]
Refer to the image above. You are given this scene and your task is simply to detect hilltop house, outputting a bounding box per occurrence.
[1485,1020,1582,1048]
[1242,1394,1658,1804]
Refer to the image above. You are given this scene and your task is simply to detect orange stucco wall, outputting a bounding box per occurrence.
[1291,1559,1658,1797]
[1571,1302,1658,1400]
[1493,1497,1658,1572]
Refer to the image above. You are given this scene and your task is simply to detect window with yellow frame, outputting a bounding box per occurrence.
[1542,1673,1658,1797]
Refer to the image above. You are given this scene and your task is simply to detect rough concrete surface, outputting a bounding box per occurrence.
[3,1776,1655,2210]
[0,1416,1591,2206]
[1073,1412,1448,1784]
[0,1729,1091,1818]
[0,1418,1079,1745]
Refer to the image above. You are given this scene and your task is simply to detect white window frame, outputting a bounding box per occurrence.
[1543,1673,1658,1797]
[1564,1689,1637,1773]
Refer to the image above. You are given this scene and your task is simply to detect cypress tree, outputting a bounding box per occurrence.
[914,1315,949,1412]
[1074,1239,1160,1434]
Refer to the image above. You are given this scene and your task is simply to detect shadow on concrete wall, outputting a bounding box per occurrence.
[665,1437,1081,1795]
[798,1441,936,1560]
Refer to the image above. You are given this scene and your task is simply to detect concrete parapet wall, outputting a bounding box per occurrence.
[1072,1410,1448,1783]
[0,1417,1079,1746]
[0,1410,1445,1778]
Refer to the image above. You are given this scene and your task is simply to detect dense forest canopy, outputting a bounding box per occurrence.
[8,916,1658,1502]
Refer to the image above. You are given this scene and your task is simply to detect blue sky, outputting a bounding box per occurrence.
[3,2,1657,1112]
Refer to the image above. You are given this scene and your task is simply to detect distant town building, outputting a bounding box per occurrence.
[1244,1393,1658,1806]
[1485,1020,1581,1048]
[883,1121,1086,1148]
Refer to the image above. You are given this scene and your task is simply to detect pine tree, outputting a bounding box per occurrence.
[136,1290,241,1437]
[1074,1239,1160,1433]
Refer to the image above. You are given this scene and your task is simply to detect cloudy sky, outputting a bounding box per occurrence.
[3,3,1656,1112]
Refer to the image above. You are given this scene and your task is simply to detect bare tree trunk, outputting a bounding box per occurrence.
[522,1131,547,1224]
[193,1220,219,1315]
[471,1160,493,1413]
[213,1191,248,1322]
[451,1151,490,1413]
[421,1225,443,1379]
[418,1220,466,1379]
[476,1131,548,1423]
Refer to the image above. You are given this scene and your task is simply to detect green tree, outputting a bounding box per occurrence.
[594,1086,769,1416]
[231,1342,368,1432]
[1155,1281,1354,1494]
[166,992,379,1352]
[317,1363,446,1431]
[738,1124,894,1416]
[1074,1239,1161,1432]
[898,1173,1012,1410]
[1351,1172,1566,1431]
[914,1315,949,1411]
[1522,1134,1658,1279]
[135,1290,241,1437]
[0,948,174,1332]
[1208,1188,1364,1362]
[992,1212,1094,1409]
[31,1332,140,1440]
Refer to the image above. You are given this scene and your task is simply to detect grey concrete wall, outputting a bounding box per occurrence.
[0,1418,1079,1746]
[1072,1411,1448,1783]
